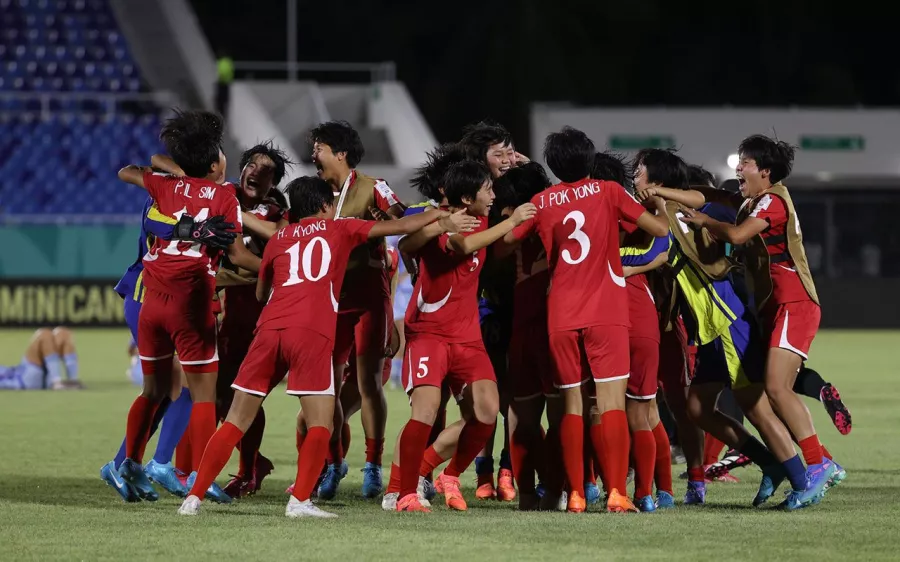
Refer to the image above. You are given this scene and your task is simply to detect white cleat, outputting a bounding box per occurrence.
[382,492,399,511]
[285,496,338,518]
[178,495,201,516]
[417,476,432,508]
[557,491,568,512]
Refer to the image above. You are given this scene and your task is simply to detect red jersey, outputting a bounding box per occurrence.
[745,193,811,305]
[141,171,241,297]
[512,235,549,324]
[512,179,646,333]
[257,218,374,339]
[404,216,488,343]
[626,274,660,342]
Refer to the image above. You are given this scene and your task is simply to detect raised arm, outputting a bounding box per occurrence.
[398,209,480,256]
[241,212,288,241]
[679,208,767,245]
[150,154,185,177]
[623,250,669,277]
[368,207,446,239]
[117,165,152,189]
[226,233,261,273]
[446,203,537,256]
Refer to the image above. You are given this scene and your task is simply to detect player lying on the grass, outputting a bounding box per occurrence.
[114,110,260,506]
[635,144,841,509]
[178,176,447,517]
[391,161,537,513]
[0,327,81,391]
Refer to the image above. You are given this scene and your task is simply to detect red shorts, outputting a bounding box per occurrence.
[549,325,630,388]
[401,337,496,395]
[138,288,218,374]
[657,317,695,392]
[763,300,820,359]
[509,319,555,399]
[232,327,334,396]
[626,336,659,400]
[334,297,391,366]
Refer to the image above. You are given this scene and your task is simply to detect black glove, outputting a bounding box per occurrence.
[173,214,236,250]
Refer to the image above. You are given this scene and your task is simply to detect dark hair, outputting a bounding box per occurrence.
[267,187,288,209]
[738,134,795,184]
[502,161,551,206]
[543,126,595,183]
[688,164,717,188]
[633,148,689,190]
[410,142,466,201]
[309,120,365,168]
[443,161,492,206]
[240,140,294,186]
[591,151,629,187]
[459,120,512,164]
[285,176,333,221]
[159,109,224,178]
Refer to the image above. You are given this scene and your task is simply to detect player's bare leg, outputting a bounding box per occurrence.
[540,394,565,510]
[626,398,656,511]
[593,379,637,512]
[286,395,337,518]
[50,326,82,389]
[21,328,62,390]
[356,350,388,497]
[510,395,545,510]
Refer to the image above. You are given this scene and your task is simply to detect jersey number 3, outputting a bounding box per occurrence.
[561,210,590,265]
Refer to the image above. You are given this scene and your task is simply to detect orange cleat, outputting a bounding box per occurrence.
[567,491,587,513]
[475,472,496,500]
[436,472,468,511]
[396,493,431,512]
[606,488,639,513]
[497,468,516,502]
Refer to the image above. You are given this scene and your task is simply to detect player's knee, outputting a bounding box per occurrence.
[685,393,706,424]
[32,328,54,346]
[763,379,792,404]
[51,326,72,343]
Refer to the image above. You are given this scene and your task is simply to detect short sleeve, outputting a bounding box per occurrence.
[142,170,168,200]
[340,217,376,247]
[373,179,401,211]
[511,218,536,241]
[222,195,243,234]
[619,219,638,235]
[612,182,647,224]
[748,194,786,228]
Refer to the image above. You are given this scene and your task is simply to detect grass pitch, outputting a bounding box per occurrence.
[0,329,898,561]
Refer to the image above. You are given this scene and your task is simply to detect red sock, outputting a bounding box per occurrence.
[559,414,584,497]
[175,432,192,475]
[419,446,445,477]
[125,395,158,461]
[188,422,243,498]
[444,421,495,478]
[238,408,265,477]
[799,435,824,465]
[821,445,832,461]
[189,402,217,472]
[366,438,385,465]
[632,430,656,499]
[340,423,351,458]
[599,410,630,494]
[544,424,565,496]
[399,420,432,498]
[703,432,726,466]
[688,466,705,482]
[387,463,401,494]
[292,426,330,502]
[651,422,673,495]
[589,424,607,493]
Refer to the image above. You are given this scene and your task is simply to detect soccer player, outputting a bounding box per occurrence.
[0,327,81,390]
[392,160,536,513]
[504,127,669,513]
[114,110,260,505]
[310,120,405,499]
[675,135,840,507]
[177,176,445,517]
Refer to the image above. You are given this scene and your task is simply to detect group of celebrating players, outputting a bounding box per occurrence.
[98,108,852,518]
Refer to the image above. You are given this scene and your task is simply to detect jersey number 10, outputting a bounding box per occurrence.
[284,237,332,286]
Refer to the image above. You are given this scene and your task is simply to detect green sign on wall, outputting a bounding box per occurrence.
[799,135,865,151]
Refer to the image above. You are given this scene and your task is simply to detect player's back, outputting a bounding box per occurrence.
[531,179,644,332]
[257,218,373,339]
[141,172,241,294]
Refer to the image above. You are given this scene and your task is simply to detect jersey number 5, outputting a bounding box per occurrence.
[284,237,332,286]
[561,210,590,265]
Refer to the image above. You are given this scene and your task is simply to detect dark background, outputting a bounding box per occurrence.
[190,0,895,146]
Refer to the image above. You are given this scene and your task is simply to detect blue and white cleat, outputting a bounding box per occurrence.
[535,482,546,499]
[186,472,232,504]
[636,495,657,512]
[585,482,602,505]
[779,489,806,511]
[798,459,836,506]
[753,464,786,507]
[656,490,675,509]
[118,458,158,502]
[145,460,188,497]
[684,481,706,505]
[826,460,846,490]
[361,462,383,498]
[317,461,348,500]
[101,460,140,502]
[421,477,437,502]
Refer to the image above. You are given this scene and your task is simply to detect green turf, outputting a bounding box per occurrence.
[0,328,898,561]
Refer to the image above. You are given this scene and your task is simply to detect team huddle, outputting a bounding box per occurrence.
[98,109,852,517]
